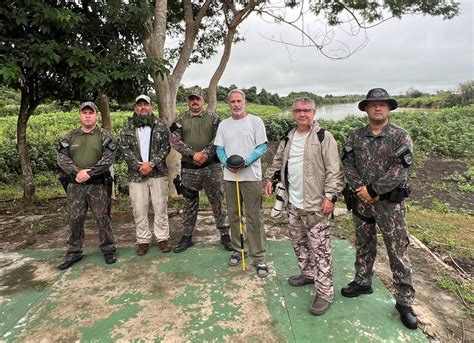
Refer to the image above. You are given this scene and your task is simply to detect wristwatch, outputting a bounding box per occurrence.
[325,193,337,203]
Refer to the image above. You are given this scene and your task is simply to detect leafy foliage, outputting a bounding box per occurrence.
[1,104,472,184]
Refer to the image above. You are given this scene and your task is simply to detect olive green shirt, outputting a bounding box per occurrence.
[69,128,102,169]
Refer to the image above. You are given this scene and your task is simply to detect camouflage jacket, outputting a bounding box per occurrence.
[57,127,116,177]
[343,123,413,195]
[169,110,220,165]
[119,114,170,182]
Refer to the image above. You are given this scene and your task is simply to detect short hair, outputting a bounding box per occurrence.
[227,89,246,101]
[293,96,316,109]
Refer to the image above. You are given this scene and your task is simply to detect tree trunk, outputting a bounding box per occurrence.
[152,74,181,196]
[17,87,36,203]
[97,90,111,131]
[207,27,237,113]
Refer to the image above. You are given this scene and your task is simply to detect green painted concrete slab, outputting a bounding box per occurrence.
[0,240,426,342]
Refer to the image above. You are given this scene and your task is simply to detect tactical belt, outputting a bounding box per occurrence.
[181,161,217,170]
[72,172,111,185]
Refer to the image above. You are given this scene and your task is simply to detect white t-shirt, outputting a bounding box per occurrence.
[214,114,268,181]
[138,126,151,162]
[288,130,309,209]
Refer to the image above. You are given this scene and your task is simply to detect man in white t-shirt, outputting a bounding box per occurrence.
[214,89,269,278]
[265,97,344,315]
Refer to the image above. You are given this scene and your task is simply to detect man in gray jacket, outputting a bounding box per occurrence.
[265,97,344,315]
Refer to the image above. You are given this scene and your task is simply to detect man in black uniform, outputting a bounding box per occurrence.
[57,101,117,270]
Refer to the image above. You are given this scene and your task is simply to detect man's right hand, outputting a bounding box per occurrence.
[264,180,273,196]
[193,151,208,165]
[75,169,91,183]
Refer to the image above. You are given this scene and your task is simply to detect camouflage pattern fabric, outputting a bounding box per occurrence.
[57,127,117,258]
[66,183,116,257]
[181,164,229,236]
[343,122,415,307]
[287,203,333,302]
[352,200,415,306]
[119,115,170,182]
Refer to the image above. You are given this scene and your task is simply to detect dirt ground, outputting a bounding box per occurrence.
[0,154,472,342]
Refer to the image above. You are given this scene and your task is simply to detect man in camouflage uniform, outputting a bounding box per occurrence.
[170,89,232,253]
[341,88,417,329]
[57,101,117,270]
[265,97,344,315]
[119,95,171,256]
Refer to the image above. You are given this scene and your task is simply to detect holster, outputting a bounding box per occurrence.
[173,175,182,195]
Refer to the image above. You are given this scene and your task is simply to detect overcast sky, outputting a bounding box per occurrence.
[182,1,473,96]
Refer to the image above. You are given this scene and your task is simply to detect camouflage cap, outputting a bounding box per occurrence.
[135,94,151,104]
[79,101,99,112]
[188,88,204,99]
[358,88,398,111]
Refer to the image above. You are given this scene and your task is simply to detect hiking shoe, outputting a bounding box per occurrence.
[173,235,194,253]
[310,296,331,315]
[255,262,269,278]
[396,303,418,330]
[58,254,83,270]
[158,240,171,253]
[137,243,149,256]
[220,234,233,251]
[341,281,373,298]
[288,274,314,287]
[104,252,117,265]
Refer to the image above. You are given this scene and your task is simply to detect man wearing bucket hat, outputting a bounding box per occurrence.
[169,88,232,253]
[341,88,417,329]
[265,96,344,315]
[119,94,171,256]
[57,101,117,270]
[214,89,269,278]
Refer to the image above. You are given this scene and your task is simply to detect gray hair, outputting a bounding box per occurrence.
[293,96,316,109]
[227,89,246,101]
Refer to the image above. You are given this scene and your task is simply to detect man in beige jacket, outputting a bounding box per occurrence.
[265,96,344,315]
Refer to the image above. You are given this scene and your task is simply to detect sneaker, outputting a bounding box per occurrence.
[310,296,331,315]
[137,243,149,256]
[341,281,373,298]
[288,274,314,287]
[104,252,117,264]
[173,235,194,253]
[220,234,233,251]
[158,240,171,253]
[396,303,418,330]
[57,254,83,270]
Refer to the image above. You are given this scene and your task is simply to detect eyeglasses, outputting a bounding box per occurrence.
[293,109,314,113]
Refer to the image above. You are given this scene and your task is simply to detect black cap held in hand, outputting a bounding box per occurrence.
[226,155,245,169]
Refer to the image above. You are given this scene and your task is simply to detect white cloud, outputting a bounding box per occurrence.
[182,1,473,96]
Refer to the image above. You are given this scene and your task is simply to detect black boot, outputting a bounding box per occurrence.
[220,233,233,251]
[396,303,418,329]
[58,254,83,270]
[341,281,373,298]
[173,235,194,253]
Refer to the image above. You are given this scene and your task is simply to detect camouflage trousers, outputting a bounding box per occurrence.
[353,200,415,307]
[287,203,333,302]
[66,183,116,257]
[181,163,229,237]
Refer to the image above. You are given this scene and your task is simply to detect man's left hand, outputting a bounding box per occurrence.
[139,162,154,176]
[321,197,335,216]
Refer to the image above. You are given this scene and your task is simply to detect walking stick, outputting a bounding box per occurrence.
[235,172,246,271]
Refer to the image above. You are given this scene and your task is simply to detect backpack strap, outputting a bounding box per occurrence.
[317,128,325,143]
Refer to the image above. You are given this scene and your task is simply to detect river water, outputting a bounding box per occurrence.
[312,102,418,121]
